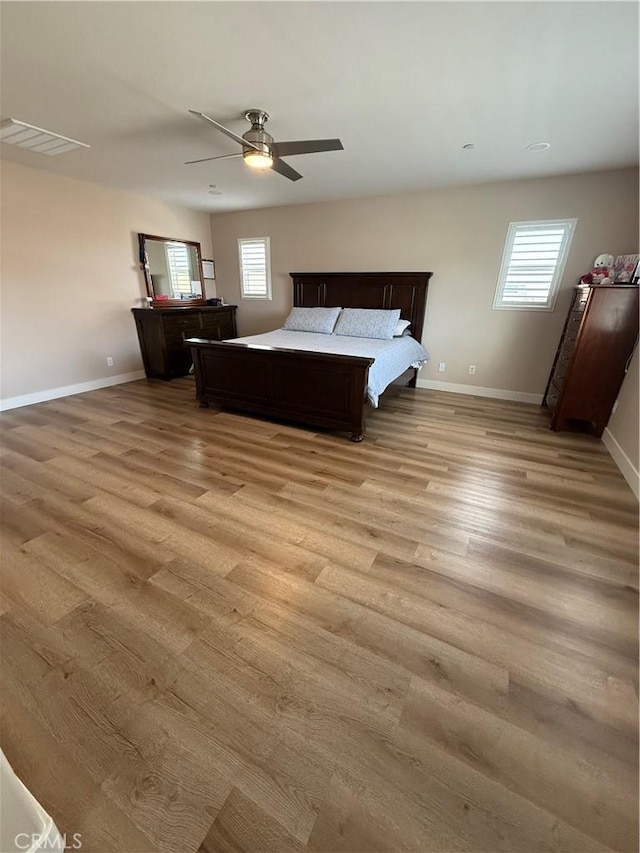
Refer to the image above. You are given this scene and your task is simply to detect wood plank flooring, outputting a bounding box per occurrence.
[1,377,637,853]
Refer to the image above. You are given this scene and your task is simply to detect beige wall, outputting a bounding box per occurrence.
[210,168,638,395]
[606,346,639,479]
[0,161,212,402]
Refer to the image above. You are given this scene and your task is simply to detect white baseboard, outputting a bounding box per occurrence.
[602,427,640,500]
[416,378,543,405]
[0,370,146,412]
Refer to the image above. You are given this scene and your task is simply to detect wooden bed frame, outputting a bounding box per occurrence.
[187,271,432,441]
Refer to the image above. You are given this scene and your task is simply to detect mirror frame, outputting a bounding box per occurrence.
[138,233,206,306]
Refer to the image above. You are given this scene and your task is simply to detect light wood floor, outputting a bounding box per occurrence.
[1,378,638,853]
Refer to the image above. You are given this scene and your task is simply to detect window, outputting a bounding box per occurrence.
[493,219,576,311]
[238,237,271,299]
[165,242,193,297]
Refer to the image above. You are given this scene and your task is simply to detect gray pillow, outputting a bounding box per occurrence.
[394,318,411,337]
[283,306,341,334]
[334,308,401,340]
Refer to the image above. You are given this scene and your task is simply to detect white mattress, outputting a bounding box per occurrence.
[227,329,430,407]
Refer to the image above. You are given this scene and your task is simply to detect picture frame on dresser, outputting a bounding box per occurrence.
[612,254,639,284]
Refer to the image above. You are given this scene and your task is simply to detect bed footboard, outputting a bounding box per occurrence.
[187,338,374,441]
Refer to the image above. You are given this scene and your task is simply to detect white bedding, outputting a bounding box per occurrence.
[226,329,430,407]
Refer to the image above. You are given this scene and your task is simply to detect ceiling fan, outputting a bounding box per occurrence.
[185,109,343,182]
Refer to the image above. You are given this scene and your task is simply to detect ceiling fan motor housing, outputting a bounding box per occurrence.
[243,110,273,155]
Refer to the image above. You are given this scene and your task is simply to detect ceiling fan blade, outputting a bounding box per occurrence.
[272,139,343,157]
[271,157,303,182]
[188,110,261,151]
[184,152,242,165]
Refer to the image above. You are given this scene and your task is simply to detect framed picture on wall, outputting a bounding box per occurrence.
[202,259,215,279]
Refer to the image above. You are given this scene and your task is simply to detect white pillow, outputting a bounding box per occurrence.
[283,306,341,334]
[394,319,411,337]
[334,308,401,340]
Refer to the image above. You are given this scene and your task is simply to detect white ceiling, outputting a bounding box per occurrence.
[1,1,637,213]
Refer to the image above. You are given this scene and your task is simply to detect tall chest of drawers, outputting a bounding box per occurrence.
[132,305,237,380]
[542,284,638,436]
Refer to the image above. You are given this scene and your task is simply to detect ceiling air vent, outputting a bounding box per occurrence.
[0,118,90,156]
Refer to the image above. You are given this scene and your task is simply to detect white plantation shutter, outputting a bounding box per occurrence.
[238,237,272,299]
[493,219,576,310]
[165,242,193,295]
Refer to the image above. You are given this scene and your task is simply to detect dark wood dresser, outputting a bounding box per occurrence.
[132,305,237,380]
[542,284,638,435]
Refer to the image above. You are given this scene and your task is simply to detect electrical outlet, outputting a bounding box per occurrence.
[468,364,476,375]
[438,362,446,372]
[106,357,114,367]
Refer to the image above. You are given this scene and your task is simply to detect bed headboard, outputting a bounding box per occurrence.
[290,271,432,343]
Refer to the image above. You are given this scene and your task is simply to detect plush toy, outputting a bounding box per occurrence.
[580,253,614,285]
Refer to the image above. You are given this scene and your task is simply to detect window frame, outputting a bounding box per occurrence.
[237,236,272,301]
[493,218,577,312]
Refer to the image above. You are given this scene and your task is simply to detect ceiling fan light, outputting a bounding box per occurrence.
[243,150,273,169]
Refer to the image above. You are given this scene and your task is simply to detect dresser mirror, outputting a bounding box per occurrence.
[138,233,206,305]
